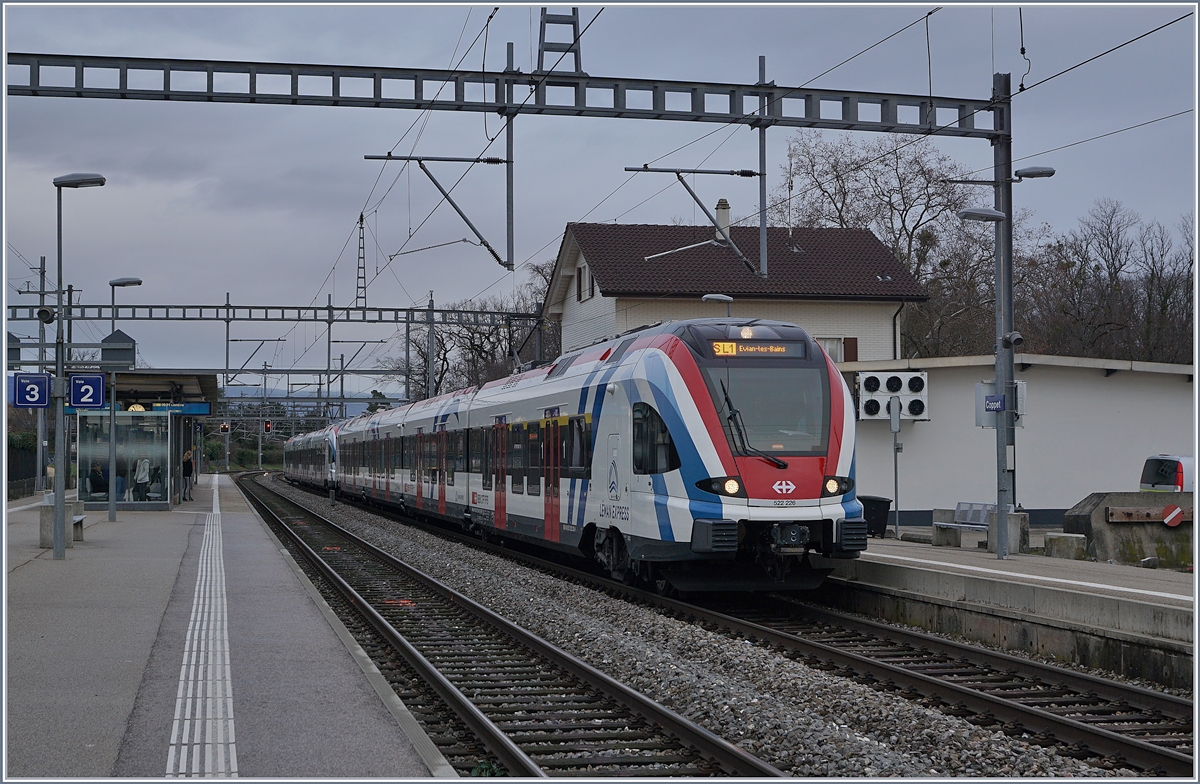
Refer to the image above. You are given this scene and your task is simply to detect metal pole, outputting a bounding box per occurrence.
[108,370,117,521]
[506,42,516,272]
[52,186,66,559]
[993,72,1014,560]
[66,285,73,363]
[259,362,266,470]
[339,354,345,419]
[326,293,333,418]
[405,312,411,402]
[36,256,46,491]
[890,395,902,538]
[108,283,119,521]
[426,293,435,399]
[224,292,231,386]
[758,55,768,279]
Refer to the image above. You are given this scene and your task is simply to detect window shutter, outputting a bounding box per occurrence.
[843,337,858,363]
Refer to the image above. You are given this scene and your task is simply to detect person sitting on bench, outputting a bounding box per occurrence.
[86,463,108,500]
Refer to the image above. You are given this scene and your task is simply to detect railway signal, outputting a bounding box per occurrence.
[264,420,272,433]
[856,372,929,421]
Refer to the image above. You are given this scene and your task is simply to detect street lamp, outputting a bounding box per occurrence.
[957,160,1055,560]
[51,173,105,560]
[702,293,733,317]
[109,277,141,334]
[107,276,142,522]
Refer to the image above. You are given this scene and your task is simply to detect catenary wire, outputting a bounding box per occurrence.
[726,10,1195,231]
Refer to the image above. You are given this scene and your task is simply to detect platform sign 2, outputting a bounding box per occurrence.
[70,374,106,409]
[13,373,51,408]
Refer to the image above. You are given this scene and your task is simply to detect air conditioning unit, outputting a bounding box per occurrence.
[856,371,929,421]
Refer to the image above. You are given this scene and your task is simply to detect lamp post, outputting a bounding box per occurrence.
[51,172,105,560]
[107,276,142,522]
[702,293,733,317]
[957,144,1054,560]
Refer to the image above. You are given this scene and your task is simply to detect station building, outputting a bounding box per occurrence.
[74,368,217,511]
[542,220,926,360]
[541,219,1196,526]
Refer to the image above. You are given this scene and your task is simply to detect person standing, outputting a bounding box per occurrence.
[182,450,195,502]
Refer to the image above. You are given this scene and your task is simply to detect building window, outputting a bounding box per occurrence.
[816,337,858,363]
[576,264,594,302]
[816,337,842,362]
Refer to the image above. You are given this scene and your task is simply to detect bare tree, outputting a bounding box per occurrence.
[374,261,553,399]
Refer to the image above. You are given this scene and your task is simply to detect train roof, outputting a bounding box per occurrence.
[304,317,819,438]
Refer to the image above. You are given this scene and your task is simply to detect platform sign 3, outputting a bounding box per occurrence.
[70,374,106,408]
[13,373,51,408]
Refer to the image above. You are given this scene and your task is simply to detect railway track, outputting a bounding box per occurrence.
[238,474,783,777]
[273,476,1194,776]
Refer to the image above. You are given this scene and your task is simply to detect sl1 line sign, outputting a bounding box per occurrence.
[70,374,106,409]
[13,373,51,408]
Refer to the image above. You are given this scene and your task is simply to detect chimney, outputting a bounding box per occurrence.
[714,199,730,243]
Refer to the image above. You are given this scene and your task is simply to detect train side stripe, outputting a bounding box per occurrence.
[649,473,674,541]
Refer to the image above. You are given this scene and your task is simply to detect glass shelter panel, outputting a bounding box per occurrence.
[77,411,171,504]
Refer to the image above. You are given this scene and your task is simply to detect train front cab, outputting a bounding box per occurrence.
[597,321,867,592]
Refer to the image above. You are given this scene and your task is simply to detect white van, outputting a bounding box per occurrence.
[1140,455,1194,492]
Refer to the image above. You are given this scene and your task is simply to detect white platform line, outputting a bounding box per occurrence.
[864,552,1194,603]
[166,507,238,777]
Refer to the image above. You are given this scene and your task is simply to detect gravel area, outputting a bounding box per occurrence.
[263,476,1142,777]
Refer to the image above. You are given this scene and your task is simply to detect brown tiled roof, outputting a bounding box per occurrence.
[566,223,926,300]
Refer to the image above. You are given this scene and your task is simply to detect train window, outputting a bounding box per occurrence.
[510,423,525,494]
[444,432,454,487]
[566,416,592,478]
[469,428,483,474]
[480,427,493,490]
[633,403,681,475]
[455,430,468,474]
[527,423,541,496]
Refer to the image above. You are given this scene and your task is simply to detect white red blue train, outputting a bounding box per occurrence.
[283,318,866,592]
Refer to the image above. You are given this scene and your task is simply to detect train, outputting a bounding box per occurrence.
[282,318,867,592]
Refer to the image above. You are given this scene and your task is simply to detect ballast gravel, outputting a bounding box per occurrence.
[263,477,1141,777]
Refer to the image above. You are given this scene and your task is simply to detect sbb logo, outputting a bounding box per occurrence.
[856,371,929,421]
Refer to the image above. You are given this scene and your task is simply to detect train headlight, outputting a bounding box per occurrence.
[696,477,747,498]
[821,476,854,497]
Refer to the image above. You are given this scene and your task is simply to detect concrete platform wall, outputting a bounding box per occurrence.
[820,558,1193,689]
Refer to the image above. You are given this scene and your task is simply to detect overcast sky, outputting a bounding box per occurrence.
[4,3,1195,398]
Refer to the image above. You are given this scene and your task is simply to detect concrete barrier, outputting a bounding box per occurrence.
[1063,491,1192,567]
[39,501,83,549]
[987,511,1029,554]
[1044,532,1087,560]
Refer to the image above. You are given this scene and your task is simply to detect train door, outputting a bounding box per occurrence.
[415,432,424,510]
[543,419,561,541]
[437,429,448,516]
[384,435,392,502]
[493,421,507,530]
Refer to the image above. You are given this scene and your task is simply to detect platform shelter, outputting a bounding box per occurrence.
[74,369,218,511]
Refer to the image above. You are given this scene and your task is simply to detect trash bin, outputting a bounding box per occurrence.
[858,495,892,538]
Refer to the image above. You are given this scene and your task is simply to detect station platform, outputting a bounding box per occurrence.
[5,473,451,778]
[817,527,1194,689]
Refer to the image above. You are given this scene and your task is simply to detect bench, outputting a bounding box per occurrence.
[73,514,87,542]
[932,502,994,546]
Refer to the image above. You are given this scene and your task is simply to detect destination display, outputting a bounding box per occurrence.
[711,340,807,358]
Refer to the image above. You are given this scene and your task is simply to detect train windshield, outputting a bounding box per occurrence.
[701,365,829,455]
